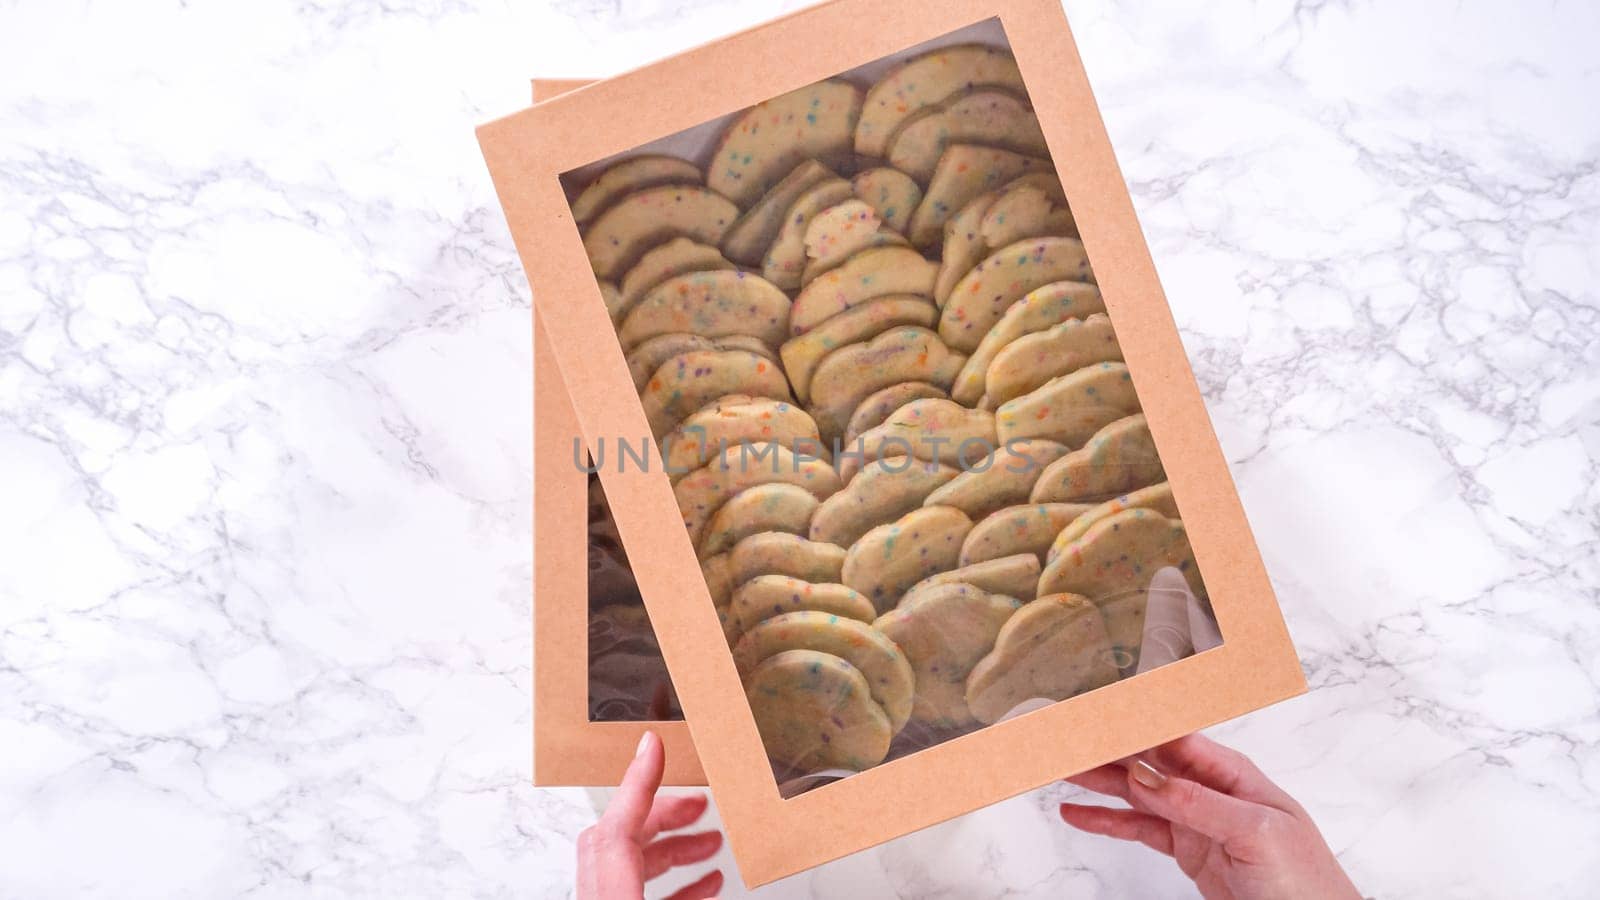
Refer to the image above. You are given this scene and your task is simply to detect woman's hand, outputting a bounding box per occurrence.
[576,732,724,900]
[1059,734,1360,900]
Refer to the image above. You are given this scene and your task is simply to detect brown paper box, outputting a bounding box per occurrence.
[530,80,707,788]
[499,0,1304,884]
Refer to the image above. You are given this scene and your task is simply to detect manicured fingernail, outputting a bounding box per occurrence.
[636,731,656,758]
[1130,759,1167,790]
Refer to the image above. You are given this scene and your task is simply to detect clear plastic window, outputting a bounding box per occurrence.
[567,18,1220,792]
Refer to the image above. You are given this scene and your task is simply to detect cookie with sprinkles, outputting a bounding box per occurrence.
[660,395,827,483]
[789,245,938,334]
[959,502,1093,566]
[780,295,937,403]
[733,610,914,732]
[886,88,1048,183]
[922,438,1070,519]
[708,79,863,209]
[1046,482,1180,562]
[851,166,922,234]
[906,144,1053,249]
[761,176,854,291]
[728,532,848,589]
[582,184,738,281]
[745,649,892,773]
[855,44,1026,158]
[697,482,820,559]
[616,237,736,319]
[842,504,972,613]
[938,235,1096,354]
[872,582,1021,728]
[1029,414,1164,504]
[934,172,1065,307]
[950,280,1106,405]
[981,311,1122,409]
[809,457,959,548]
[617,268,791,351]
[722,159,838,266]
[674,442,841,548]
[728,576,875,638]
[839,398,996,483]
[994,361,1142,448]
[901,553,1042,609]
[625,333,773,392]
[841,381,950,449]
[1037,507,1199,601]
[964,592,1120,725]
[639,348,792,439]
[799,200,909,287]
[807,326,966,442]
[570,154,703,228]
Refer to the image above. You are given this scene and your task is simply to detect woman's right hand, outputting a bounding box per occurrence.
[1059,733,1361,900]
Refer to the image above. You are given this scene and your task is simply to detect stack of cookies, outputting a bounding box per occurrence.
[570,44,1205,779]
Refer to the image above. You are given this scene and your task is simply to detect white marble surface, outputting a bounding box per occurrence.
[2,0,1597,896]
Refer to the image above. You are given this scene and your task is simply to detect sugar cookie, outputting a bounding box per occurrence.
[872,583,1020,727]
[617,237,736,318]
[800,200,908,286]
[661,395,827,481]
[721,159,838,266]
[855,44,1025,157]
[887,88,1048,183]
[979,178,1075,249]
[697,482,820,559]
[982,312,1122,408]
[708,80,863,208]
[701,552,734,607]
[901,553,1042,608]
[617,269,791,351]
[842,505,972,613]
[733,610,914,732]
[964,593,1120,724]
[571,154,703,228]
[1037,508,1199,601]
[809,457,959,548]
[995,362,1141,448]
[839,398,996,483]
[907,145,1052,248]
[949,281,1106,405]
[1029,414,1163,504]
[583,185,738,281]
[780,296,937,403]
[674,443,841,548]
[640,349,791,439]
[729,575,875,636]
[745,649,891,773]
[729,532,847,587]
[625,333,772,392]
[808,326,966,441]
[851,166,922,234]
[762,177,854,290]
[841,381,949,449]
[599,281,625,324]
[934,173,1063,306]
[789,246,938,334]
[1046,482,1180,560]
[939,236,1095,352]
[959,502,1093,566]
[923,438,1069,519]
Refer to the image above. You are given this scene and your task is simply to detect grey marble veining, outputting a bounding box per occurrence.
[1,0,1596,897]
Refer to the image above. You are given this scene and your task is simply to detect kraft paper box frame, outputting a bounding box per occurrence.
[531,77,706,785]
[495,0,1305,884]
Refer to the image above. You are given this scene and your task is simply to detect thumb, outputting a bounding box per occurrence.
[1126,760,1271,846]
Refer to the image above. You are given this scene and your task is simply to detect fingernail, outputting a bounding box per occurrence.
[636,731,656,758]
[1130,759,1167,790]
